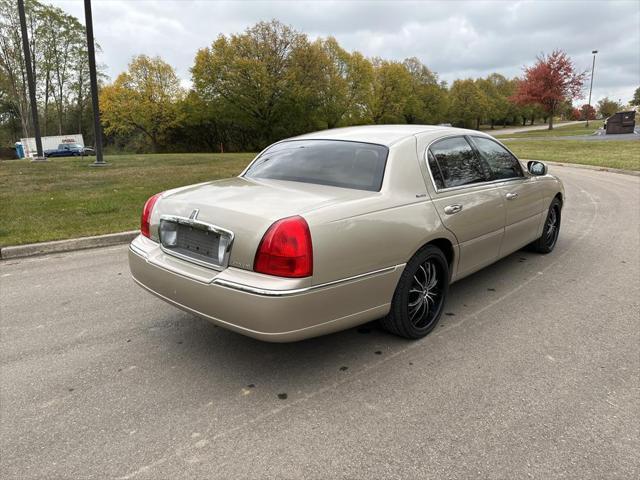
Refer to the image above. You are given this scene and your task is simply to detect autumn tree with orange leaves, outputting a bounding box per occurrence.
[512,50,587,130]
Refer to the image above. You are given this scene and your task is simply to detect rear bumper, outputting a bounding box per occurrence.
[129,235,402,342]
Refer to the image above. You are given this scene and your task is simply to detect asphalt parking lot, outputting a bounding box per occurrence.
[1,165,639,479]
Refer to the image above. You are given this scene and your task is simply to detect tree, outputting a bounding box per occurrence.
[0,0,34,137]
[166,90,229,152]
[631,87,640,107]
[557,99,575,120]
[100,55,184,152]
[0,69,22,144]
[596,97,622,118]
[48,11,85,134]
[401,57,448,125]
[420,81,449,125]
[448,79,489,129]
[191,20,309,149]
[0,0,102,141]
[580,104,596,121]
[570,108,582,121]
[367,58,413,124]
[512,50,587,129]
[501,77,527,126]
[475,75,510,129]
[485,73,512,127]
[308,38,373,129]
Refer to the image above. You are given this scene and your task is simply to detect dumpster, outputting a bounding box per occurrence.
[604,111,636,134]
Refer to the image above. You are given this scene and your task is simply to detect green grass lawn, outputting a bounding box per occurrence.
[503,140,640,171]
[0,153,254,247]
[496,120,604,138]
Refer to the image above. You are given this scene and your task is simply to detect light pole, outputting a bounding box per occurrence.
[84,0,107,166]
[586,50,598,127]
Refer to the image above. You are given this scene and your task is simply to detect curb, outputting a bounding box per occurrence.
[531,160,640,177]
[0,230,139,260]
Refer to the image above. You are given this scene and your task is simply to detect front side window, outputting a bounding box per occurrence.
[428,136,490,189]
[244,140,389,192]
[471,136,523,180]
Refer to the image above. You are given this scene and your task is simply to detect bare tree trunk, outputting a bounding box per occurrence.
[77,69,83,133]
[43,69,50,136]
[20,69,30,137]
[56,99,63,134]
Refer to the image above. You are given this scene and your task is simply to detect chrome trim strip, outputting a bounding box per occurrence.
[130,239,404,298]
[158,214,235,271]
[423,134,527,194]
[212,264,404,297]
[160,214,235,242]
[430,176,524,194]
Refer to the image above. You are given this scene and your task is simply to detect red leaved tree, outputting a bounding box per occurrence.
[512,50,587,129]
[570,108,582,120]
[580,104,596,120]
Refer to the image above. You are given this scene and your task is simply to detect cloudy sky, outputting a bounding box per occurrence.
[52,0,639,104]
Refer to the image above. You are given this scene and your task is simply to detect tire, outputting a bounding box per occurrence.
[529,197,562,253]
[380,245,450,339]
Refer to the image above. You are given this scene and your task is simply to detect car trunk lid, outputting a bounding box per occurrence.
[152,176,374,271]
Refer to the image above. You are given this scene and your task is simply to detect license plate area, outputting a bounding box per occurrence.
[158,215,234,270]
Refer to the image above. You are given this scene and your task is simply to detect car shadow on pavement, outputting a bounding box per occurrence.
[143,244,556,401]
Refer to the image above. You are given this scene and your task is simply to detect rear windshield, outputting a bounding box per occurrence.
[243,140,389,191]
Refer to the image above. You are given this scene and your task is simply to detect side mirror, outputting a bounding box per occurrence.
[527,161,547,176]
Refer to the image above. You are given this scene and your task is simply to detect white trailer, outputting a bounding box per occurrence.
[20,134,85,158]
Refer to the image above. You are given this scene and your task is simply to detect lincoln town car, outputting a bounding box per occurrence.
[129,125,564,341]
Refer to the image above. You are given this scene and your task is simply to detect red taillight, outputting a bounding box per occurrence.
[140,193,162,238]
[254,216,313,278]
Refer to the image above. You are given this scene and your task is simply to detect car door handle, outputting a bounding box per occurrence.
[444,204,463,215]
[506,192,519,200]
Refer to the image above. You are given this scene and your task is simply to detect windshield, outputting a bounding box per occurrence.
[244,140,389,191]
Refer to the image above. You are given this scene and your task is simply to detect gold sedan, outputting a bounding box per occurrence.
[129,125,564,342]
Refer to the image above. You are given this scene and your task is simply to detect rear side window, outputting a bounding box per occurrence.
[427,150,445,189]
[428,136,490,189]
[471,136,523,180]
[244,140,389,191]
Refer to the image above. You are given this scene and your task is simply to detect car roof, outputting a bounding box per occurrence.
[290,124,488,147]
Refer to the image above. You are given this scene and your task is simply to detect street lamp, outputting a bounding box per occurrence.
[587,50,598,127]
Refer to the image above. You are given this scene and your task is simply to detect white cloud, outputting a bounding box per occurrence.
[51,0,640,104]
